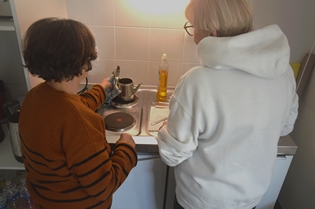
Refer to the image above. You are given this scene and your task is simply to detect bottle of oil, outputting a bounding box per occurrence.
[156,54,169,102]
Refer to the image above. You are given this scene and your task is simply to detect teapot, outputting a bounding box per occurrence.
[118,78,142,101]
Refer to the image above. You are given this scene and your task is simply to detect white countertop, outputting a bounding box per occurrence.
[0,123,297,171]
[0,121,160,170]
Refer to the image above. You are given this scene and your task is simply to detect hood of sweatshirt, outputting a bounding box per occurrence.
[197,25,290,79]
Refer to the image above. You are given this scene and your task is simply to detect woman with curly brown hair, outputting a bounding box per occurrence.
[19,18,137,209]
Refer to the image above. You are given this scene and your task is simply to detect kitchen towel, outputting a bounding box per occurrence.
[104,76,121,104]
[148,106,169,137]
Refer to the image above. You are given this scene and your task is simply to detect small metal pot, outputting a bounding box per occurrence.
[118,78,142,102]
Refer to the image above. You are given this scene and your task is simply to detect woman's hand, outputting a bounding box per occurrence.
[99,77,113,90]
[159,121,167,130]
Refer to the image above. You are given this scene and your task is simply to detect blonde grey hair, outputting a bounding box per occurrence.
[185,0,253,37]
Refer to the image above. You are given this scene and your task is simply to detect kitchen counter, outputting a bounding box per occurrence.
[103,87,298,155]
[277,135,297,155]
[0,86,298,170]
[0,122,298,170]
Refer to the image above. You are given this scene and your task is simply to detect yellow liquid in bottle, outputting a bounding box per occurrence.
[156,69,168,102]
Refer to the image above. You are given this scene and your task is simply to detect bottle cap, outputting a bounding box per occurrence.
[161,53,167,61]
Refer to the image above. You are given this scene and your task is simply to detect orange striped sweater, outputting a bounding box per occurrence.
[19,82,137,209]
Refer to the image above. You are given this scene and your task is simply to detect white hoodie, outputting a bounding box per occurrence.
[157,25,299,209]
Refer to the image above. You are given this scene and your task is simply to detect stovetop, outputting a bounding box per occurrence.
[97,92,144,136]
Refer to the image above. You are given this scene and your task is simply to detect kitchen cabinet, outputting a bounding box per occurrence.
[256,155,293,209]
[0,19,14,31]
[111,154,167,209]
[0,122,298,209]
[0,123,168,208]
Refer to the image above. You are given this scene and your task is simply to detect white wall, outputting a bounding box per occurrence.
[252,0,315,63]
[278,67,315,208]
[65,0,315,87]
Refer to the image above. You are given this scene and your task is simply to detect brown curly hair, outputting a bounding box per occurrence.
[23,17,97,82]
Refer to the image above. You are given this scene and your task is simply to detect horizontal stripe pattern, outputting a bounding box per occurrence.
[19,83,138,209]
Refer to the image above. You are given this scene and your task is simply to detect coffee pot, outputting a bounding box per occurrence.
[8,111,23,163]
[118,78,142,101]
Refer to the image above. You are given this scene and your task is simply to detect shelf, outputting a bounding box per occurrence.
[0,18,15,31]
[0,123,24,170]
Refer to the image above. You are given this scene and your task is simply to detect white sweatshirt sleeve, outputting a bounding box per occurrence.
[157,98,198,167]
[280,92,299,136]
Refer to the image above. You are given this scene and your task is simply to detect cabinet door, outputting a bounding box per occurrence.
[165,156,294,209]
[256,155,293,209]
[111,154,167,209]
[164,166,175,209]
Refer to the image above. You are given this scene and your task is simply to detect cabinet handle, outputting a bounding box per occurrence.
[138,156,161,161]
[276,155,287,160]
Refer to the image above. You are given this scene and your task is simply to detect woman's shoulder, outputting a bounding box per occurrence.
[179,65,217,87]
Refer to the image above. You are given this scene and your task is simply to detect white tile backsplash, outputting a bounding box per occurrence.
[0,0,313,103]
[89,59,116,83]
[78,0,114,26]
[115,0,150,27]
[89,26,115,60]
[181,63,199,76]
[65,0,315,86]
[65,0,80,21]
[114,60,148,86]
[149,11,187,29]
[182,34,199,63]
[115,27,150,60]
[149,29,184,62]
[166,62,182,87]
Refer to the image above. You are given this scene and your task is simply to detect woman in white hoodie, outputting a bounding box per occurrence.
[156,0,299,209]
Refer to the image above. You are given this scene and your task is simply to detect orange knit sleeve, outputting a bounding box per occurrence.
[79,85,106,110]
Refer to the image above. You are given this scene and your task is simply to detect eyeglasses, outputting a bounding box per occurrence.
[184,21,194,36]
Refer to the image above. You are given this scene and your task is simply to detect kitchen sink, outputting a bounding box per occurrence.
[90,85,174,152]
[136,87,172,137]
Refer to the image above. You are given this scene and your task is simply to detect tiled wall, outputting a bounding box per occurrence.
[1,0,314,100]
[66,0,194,87]
[66,0,315,87]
